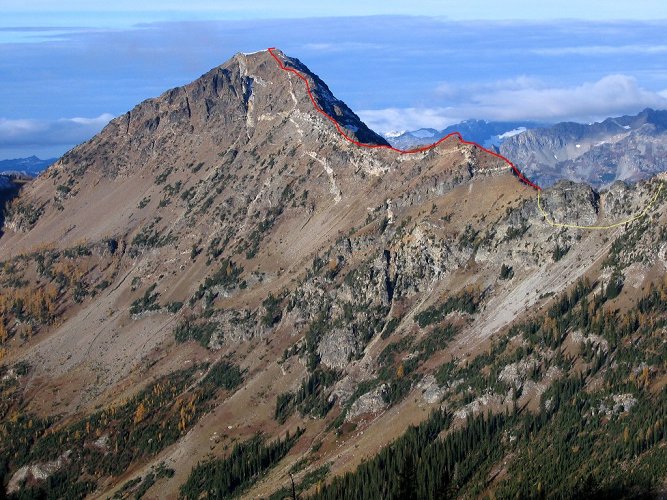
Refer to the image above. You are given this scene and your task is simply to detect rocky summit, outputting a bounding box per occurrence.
[1,49,667,498]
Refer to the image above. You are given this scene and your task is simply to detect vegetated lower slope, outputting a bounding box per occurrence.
[0,49,666,499]
[500,108,667,189]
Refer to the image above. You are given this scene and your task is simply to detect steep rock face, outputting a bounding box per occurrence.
[389,223,467,297]
[282,54,390,146]
[346,383,388,420]
[538,181,599,227]
[500,108,667,188]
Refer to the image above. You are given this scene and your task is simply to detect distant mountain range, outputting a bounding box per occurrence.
[0,155,56,176]
[499,108,667,189]
[384,120,539,150]
[385,109,667,189]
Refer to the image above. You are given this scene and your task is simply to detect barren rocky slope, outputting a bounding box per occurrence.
[1,50,666,498]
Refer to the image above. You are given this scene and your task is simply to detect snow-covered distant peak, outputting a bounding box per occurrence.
[384,130,406,138]
[498,127,527,139]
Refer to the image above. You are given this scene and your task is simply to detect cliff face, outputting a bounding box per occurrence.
[1,50,666,498]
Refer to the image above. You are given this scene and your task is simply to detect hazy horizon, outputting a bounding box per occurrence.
[2,2,667,159]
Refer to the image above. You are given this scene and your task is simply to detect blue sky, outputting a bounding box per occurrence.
[2,1,667,159]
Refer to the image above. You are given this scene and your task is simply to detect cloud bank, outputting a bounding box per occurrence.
[359,74,667,133]
[2,17,667,156]
[0,114,113,158]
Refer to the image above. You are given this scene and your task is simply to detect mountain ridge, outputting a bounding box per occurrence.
[0,49,666,498]
[500,108,667,188]
[387,109,667,190]
[268,48,390,147]
[0,156,56,177]
[384,119,540,150]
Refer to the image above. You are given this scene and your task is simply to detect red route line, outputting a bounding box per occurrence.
[267,47,541,191]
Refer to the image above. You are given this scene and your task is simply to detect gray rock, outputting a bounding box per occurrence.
[539,181,599,226]
[346,384,388,420]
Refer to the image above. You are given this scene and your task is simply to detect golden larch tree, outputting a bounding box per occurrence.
[134,402,147,425]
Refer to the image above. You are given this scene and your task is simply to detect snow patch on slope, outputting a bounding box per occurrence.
[498,127,527,139]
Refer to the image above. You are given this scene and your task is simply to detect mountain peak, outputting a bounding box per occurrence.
[265,48,389,146]
[51,48,388,181]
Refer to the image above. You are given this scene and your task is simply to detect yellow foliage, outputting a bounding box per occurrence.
[639,366,651,388]
[396,363,405,379]
[134,402,147,425]
[0,284,58,329]
[542,316,557,335]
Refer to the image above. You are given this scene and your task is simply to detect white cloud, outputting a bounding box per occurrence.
[0,113,113,147]
[303,43,335,51]
[360,74,667,133]
[358,107,461,134]
[301,42,385,53]
[498,127,527,139]
[435,76,543,97]
[67,114,114,126]
[464,74,667,121]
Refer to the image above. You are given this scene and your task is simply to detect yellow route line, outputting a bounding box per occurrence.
[537,181,664,230]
